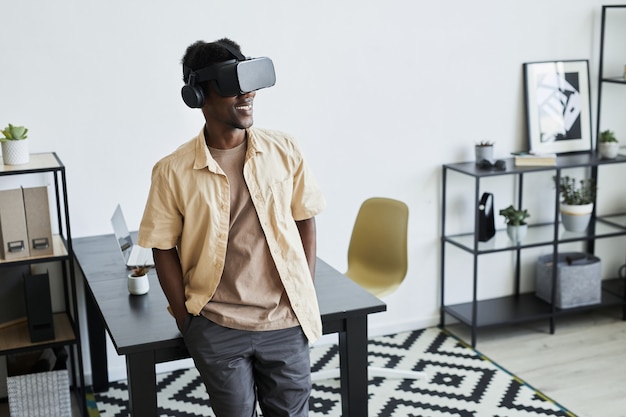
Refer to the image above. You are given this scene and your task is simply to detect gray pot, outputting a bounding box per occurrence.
[475,145,493,163]
[560,203,593,232]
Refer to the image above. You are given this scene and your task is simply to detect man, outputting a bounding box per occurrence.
[138,38,326,416]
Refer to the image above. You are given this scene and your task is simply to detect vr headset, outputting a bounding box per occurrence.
[181,42,276,108]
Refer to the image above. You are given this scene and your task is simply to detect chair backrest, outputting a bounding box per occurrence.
[345,197,409,298]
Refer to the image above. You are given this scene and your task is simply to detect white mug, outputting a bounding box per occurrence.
[128,274,150,295]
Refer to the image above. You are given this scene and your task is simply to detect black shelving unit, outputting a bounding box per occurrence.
[596,4,626,301]
[0,153,86,415]
[440,153,626,347]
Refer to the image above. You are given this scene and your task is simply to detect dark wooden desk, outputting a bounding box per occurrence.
[74,233,386,417]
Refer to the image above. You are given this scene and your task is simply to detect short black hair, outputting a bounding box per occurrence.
[181,38,242,95]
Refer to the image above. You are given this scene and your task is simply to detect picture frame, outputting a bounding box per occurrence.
[523,60,592,154]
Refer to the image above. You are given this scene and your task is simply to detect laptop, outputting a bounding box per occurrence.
[111,204,154,268]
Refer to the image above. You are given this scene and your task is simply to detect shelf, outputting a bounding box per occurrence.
[598,213,626,229]
[444,294,552,327]
[444,290,624,329]
[601,77,626,84]
[0,153,63,175]
[444,217,626,254]
[444,153,626,178]
[0,234,69,266]
[0,152,86,415]
[0,313,77,355]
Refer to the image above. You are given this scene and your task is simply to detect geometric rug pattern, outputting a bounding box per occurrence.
[93,327,577,417]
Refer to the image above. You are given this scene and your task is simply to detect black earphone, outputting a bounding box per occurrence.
[181,43,246,108]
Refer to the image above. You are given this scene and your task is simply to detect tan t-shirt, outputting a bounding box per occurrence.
[201,139,299,331]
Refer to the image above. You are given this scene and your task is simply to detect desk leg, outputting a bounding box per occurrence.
[85,285,108,392]
[126,351,157,417]
[338,316,368,417]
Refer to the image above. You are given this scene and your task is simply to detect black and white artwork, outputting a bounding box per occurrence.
[523,60,592,154]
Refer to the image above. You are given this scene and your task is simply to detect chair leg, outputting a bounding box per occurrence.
[310,367,426,381]
[310,368,341,381]
[368,366,427,380]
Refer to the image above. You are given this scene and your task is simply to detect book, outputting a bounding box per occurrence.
[512,152,557,166]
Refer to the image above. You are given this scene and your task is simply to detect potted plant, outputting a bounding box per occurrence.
[598,129,619,159]
[555,175,597,232]
[499,204,530,243]
[475,140,494,164]
[1,123,29,165]
[128,265,151,295]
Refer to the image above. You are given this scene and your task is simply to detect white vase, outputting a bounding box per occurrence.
[560,203,593,232]
[1,140,29,165]
[506,224,528,243]
[599,142,619,159]
[128,273,150,295]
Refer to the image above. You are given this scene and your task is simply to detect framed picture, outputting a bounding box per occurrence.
[523,60,592,154]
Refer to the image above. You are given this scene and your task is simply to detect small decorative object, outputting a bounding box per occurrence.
[555,175,596,232]
[477,192,495,242]
[475,140,494,164]
[598,129,619,159]
[535,252,601,308]
[523,60,592,155]
[128,265,151,295]
[499,205,530,243]
[1,123,29,165]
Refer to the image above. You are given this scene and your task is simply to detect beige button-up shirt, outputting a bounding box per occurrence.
[138,126,326,342]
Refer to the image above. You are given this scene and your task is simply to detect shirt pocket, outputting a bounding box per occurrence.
[269,178,293,220]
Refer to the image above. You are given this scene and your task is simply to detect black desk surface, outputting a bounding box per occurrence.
[73,233,386,355]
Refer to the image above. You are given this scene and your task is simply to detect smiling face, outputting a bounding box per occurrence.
[201,84,256,147]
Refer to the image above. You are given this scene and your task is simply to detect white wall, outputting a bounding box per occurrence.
[1,0,625,384]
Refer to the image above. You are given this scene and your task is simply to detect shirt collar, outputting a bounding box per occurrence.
[193,127,264,172]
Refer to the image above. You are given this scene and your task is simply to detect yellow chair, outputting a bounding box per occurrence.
[345,197,409,298]
[312,197,426,381]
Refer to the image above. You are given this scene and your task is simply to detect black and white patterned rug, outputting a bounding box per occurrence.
[92,327,575,416]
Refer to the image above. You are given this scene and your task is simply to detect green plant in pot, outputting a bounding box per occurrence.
[499,205,530,243]
[128,265,151,295]
[598,129,619,159]
[1,123,30,165]
[555,175,597,232]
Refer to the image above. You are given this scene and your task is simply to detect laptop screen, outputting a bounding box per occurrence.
[111,204,132,263]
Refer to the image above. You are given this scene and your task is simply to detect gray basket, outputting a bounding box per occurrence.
[535,252,601,309]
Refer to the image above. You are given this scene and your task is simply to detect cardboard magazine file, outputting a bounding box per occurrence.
[22,186,54,257]
[0,188,31,260]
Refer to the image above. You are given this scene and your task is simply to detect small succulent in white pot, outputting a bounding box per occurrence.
[1,123,30,165]
[499,205,530,243]
[598,129,619,159]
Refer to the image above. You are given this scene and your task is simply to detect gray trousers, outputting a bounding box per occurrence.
[183,315,311,417]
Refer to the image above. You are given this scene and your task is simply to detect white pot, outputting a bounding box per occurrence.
[599,142,619,159]
[128,273,150,295]
[506,224,528,243]
[560,203,593,232]
[1,140,29,165]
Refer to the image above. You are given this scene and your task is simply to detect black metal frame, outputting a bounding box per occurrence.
[0,153,86,416]
[440,153,626,347]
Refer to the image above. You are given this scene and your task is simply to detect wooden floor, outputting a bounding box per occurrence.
[447,306,626,417]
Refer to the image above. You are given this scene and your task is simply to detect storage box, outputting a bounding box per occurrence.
[22,186,53,256]
[0,188,30,260]
[535,252,601,308]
